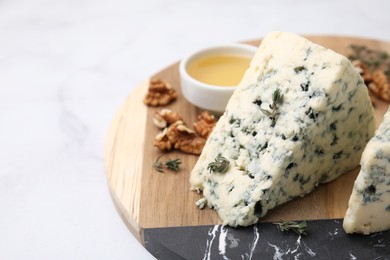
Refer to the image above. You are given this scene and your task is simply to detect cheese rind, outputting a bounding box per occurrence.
[190,32,376,227]
[343,107,390,234]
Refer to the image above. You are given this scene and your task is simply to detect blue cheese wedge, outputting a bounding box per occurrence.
[190,32,376,227]
[343,107,390,234]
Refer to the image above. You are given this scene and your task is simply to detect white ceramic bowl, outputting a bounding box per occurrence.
[179,43,257,113]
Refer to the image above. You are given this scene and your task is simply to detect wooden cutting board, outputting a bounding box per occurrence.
[104,36,390,243]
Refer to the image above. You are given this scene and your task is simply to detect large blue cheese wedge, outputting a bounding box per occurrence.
[343,107,390,234]
[190,32,376,227]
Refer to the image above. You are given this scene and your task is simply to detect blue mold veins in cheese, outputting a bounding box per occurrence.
[343,107,390,234]
[190,32,376,227]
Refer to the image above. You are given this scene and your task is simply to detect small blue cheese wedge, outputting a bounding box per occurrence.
[190,32,376,227]
[343,107,390,234]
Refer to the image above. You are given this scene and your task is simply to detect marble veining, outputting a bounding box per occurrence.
[218,226,229,259]
[202,225,319,260]
[203,225,219,260]
[247,226,260,260]
[267,235,317,259]
[143,219,390,259]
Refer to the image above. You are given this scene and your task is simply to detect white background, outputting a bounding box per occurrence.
[1,0,389,259]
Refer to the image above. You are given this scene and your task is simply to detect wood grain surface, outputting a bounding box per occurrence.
[104,36,390,243]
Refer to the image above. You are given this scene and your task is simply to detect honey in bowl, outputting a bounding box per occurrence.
[186,54,251,86]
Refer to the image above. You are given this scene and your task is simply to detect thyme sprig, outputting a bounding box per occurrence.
[273,220,308,235]
[153,156,181,173]
[261,88,284,127]
[207,154,229,174]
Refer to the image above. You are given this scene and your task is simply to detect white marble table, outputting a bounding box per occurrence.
[1,0,389,259]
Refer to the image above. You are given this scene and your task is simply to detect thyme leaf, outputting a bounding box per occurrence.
[260,108,272,117]
[165,158,181,172]
[272,88,283,104]
[152,156,164,173]
[207,154,229,173]
[261,88,284,127]
[153,156,181,173]
[273,220,308,235]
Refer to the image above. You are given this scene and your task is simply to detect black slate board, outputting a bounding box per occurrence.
[144,219,390,260]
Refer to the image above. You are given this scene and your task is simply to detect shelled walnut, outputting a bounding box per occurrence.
[370,70,390,102]
[144,79,177,106]
[352,60,372,83]
[154,128,173,151]
[167,121,206,155]
[175,135,206,155]
[352,60,377,106]
[152,109,182,129]
[349,45,390,104]
[193,111,217,139]
[152,110,216,155]
[154,121,205,155]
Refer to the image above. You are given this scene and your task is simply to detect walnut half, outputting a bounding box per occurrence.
[193,111,216,139]
[153,128,173,151]
[144,79,178,106]
[152,109,182,129]
[352,59,377,106]
[154,120,206,155]
[352,60,372,83]
[370,70,390,102]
